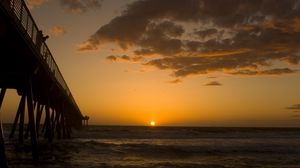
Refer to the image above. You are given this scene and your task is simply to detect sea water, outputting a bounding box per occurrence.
[3,125,300,168]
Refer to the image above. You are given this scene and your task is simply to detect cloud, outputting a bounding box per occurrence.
[26,0,102,13]
[287,104,300,110]
[120,55,130,61]
[106,55,117,61]
[80,0,300,78]
[48,26,66,37]
[204,81,222,86]
[167,79,182,84]
[229,68,298,76]
[195,29,218,39]
[60,0,103,13]
[106,55,132,62]
[26,0,48,9]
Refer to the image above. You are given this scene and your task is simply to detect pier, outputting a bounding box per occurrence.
[0,0,84,165]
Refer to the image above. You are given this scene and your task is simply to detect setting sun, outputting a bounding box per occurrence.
[150,121,156,126]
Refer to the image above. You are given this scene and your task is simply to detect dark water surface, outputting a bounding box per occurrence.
[3,125,300,168]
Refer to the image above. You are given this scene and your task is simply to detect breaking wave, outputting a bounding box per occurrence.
[3,125,300,168]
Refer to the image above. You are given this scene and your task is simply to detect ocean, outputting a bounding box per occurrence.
[3,125,300,168]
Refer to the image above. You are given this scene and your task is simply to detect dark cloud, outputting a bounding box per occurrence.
[106,55,117,61]
[230,68,298,76]
[80,0,300,78]
[146,54,298,77]
[60,0,103,13]
[204,81,222,86]
[194,29,218,39]
[106,55,132,62]
[78,0,205,51]
[121,55,130,61]
[26,0,102,13]
[287,104,300,110]
[167,79,182,84]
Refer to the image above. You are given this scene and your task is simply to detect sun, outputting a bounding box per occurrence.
[150,121,156,126]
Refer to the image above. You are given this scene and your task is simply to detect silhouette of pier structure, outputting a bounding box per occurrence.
[0,0,84,165]
[82,115,90,126]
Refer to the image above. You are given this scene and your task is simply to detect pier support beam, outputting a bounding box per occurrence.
[24,101,37,140]
[61,103,67,139]
[9,96,21,139]
[54,109,61,139]
[18,95,25,144]
[0,88,8,168]
[9,94,26,142]
[44,101,52,142]
[27,79,38,160]
[36,103,43,138]
[82,116,90,127]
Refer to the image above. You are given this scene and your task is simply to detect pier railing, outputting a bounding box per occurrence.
[3,0,79,109]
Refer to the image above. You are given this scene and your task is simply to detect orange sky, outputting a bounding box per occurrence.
[1,0,300,127]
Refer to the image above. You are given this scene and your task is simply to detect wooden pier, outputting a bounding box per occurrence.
[0,0,84,165]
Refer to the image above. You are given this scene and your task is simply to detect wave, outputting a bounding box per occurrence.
[77,138,300,157]
[71,126,300,139]
[3,125,300,168]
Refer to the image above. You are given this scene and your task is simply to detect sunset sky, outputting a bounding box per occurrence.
[2,0,300,126]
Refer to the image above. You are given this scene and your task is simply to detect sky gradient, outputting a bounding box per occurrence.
[2,0,300,126]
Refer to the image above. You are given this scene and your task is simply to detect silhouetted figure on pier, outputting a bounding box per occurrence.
[36,30,49,53]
